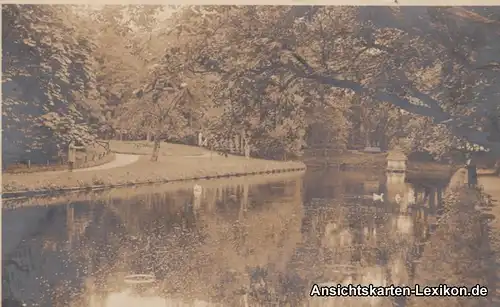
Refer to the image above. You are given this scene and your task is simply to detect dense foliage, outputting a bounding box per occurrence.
[3,5,500,162]
[2,5,99,163]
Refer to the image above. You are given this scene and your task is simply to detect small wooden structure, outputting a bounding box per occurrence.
[387,150,407,173]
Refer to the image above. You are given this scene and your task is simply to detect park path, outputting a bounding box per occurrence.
[65,152,212,172]
[49,154,140,174]
[73,153,139,172]
[478,175,500,305]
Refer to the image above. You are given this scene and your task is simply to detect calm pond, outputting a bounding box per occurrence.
[2,169,448,307]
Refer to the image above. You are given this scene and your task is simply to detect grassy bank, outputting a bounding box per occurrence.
[303,151,455,178]
[478,175,500,305]
[407,185,495,307]
[3,171,305,208]
[303,151,387,169]
[2,142,306,198]
[109,140,209,156]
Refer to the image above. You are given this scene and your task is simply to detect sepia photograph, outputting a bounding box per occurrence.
[2,4,500,307]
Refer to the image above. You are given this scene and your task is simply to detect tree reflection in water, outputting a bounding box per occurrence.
[2,170,452,307]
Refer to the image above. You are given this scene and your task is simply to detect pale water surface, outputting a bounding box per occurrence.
[2,169,448,307]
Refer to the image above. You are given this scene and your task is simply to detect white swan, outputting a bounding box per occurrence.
[193,184,202,196]
[394,193,402,204]
[373,193,384,202]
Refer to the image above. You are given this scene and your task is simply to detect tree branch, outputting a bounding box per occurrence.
[283,53,500,154]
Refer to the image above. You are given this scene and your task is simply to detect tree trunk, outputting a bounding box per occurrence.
[198,132,203,146]
[229,136,235,153]
[365,129,371,147]
[240,131,245,154]
[235,134,241,154]
[244,138,251,158]
[151,134,160,162]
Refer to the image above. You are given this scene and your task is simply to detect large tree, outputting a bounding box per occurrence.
[2,4,99,165]
[169,6,500,158]
[6,5,499,164]
[82,5,169,139]
[119,18,213,160]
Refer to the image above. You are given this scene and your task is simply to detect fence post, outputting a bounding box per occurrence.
[28,160,31,169]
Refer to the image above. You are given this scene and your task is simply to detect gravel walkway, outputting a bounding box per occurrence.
[72,154,140,172]
[34,154,140,174]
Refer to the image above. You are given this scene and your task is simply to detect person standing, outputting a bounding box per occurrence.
[67,140,85,172]
[466,156,478,188]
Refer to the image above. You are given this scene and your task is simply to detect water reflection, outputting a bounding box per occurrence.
[3,169,448,307]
